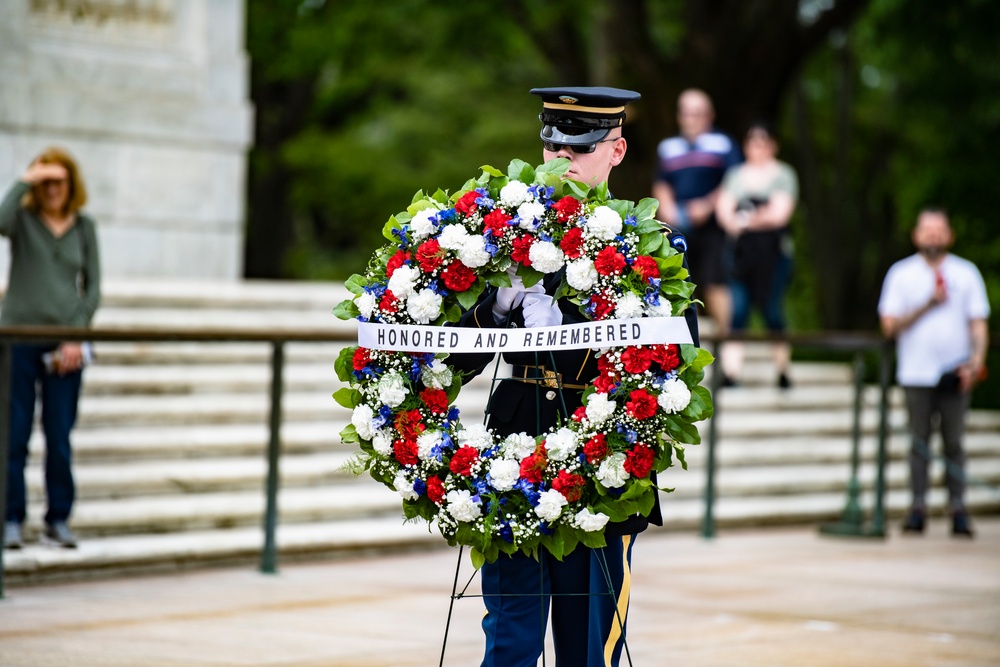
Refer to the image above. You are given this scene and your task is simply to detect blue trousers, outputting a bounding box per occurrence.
[5,343,82,525]
[481,535,635,667]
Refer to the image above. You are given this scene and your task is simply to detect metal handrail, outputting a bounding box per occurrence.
[0,325,356,598]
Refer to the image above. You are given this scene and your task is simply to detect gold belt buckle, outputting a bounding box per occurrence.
[542,369,560,388]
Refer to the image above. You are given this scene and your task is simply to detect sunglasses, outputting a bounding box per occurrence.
[542,138,617,154]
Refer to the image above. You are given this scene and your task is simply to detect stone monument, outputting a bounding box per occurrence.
[0,0,253,280]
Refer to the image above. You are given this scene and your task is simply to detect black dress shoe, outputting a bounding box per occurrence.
[721,374,738,388]
[902,508,925,534]
[952,512,974,538]
[777,373,793,390]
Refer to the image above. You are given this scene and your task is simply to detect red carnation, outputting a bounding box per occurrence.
[420,387,449,414]
[352,347,371,372]
[386,250,410,278]
[416,239,444,273]
[626,388,658,420]
[552,470,587,502]
[651,344,681,372]
[511,235,534,265]
[393,439,418,466]
[519,446,548,484]
[621,346,653,374]
[394,409,425,440]
[559,227,585,259]
[589,292,615,320]
[624,443,655,478]
[593,374,617,393]
[552,196,582,222]
[632,255,660,281]
[426,476,446,504]
[441,260,476,292]
[455,191,480,216]
[483,209,512,237]
[583,433,609,464]
[379,291,399,314]
[595,246,626,276]
[449,446,479,477]
[572,405,588,422]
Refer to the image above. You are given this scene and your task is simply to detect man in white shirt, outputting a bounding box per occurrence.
[878,208,990,537]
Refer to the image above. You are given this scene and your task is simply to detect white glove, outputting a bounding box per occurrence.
[522,293,562,328]
[492,267,543,322]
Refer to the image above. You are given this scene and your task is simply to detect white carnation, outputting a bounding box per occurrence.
[500,181,532,207]
[544,427,578,462]
[658,378,692,414]
[615,292,645,319]
[355,292,377,319]
[574,508,610,532]
[351,404,374,440]
[534,489,569,522]
[445,489,483,522]
[406,287,443,324]
[516,201,546,230]
[459,235,491,268]
[394,472,419,501]
[420,358,453,389]
[585,392,616,425]
[597,452,629,488]
[417,430,443,461]
[372,428,393,455]
[488,458,521,491]
[438,224,470,251]
[566,259,598,291]
[528,240,565,274]
[502,432,538,460]
[457,422,493,451]
[377,373,409,408]
[410,208,439,241]
[387,264,418,300]
[648,300,674,317]
[585,205,623,241]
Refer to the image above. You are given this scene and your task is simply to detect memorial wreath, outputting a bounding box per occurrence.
[334,158,713,566]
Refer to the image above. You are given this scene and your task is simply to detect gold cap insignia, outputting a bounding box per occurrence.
[559,96,579,104]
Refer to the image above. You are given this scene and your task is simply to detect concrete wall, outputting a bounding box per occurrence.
[0,0,253,280]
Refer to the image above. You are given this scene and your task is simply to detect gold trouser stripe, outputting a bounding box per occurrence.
[603,535,632,666]
[543,101,625,115]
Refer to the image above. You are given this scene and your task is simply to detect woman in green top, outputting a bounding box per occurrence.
[1,147,101,549]
[715,123,799,389]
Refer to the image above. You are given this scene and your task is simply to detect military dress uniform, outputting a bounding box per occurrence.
[448,87,698,667]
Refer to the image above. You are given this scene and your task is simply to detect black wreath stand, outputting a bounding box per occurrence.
[436,349,634,667]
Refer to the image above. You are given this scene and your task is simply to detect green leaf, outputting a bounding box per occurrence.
[344,274,367,295]
[334,346,358,383]
[333,387,360,409]
[632,197,659,222]
[638,232,663,256]
[382,215,404,242]
[470,547,486,570]
[578,529,607,549]
[480,164,503,178]
[508,159,535,183]
[456,278,486,310]
[333,299,360,321]
[517,264,544,288]
[606,200,631,217]
[339,422,360,444]
[565,179,590,200]
[675,445,688,471]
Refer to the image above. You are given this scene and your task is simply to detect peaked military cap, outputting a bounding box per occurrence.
[530,86,641,146]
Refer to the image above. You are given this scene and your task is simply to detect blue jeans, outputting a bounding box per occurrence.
[481,535,635,667]
[5,343,82,525]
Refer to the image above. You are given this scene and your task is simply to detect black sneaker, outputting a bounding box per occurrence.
[901,508,925,534]
[44,521,78,548]
[952,512,974,538]
[778,373,793,390]
[721,374,739,388]
[3,521,23,549]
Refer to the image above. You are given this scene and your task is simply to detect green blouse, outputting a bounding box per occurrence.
[0,181,101,327]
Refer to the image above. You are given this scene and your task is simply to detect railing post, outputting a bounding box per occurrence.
[701,336,721,539]
[820,350,871,537]
[868,338,892,537]
[0,341,11,598]
[260,340,285,574]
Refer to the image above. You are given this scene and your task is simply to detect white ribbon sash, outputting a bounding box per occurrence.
[357,317,693,353]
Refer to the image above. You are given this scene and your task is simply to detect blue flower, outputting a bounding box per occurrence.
[446,407,461,423]
[498,521,514,543]
[428,279,449,297]
[516,479,541,506]
[617,424,638,444]
[372,405,393,429]
[538,521,554,536]
[624,215,638,227]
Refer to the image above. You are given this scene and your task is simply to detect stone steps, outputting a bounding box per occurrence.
[4,278,999,585]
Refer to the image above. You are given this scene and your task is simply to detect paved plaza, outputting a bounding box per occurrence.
[1,518,998,667]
